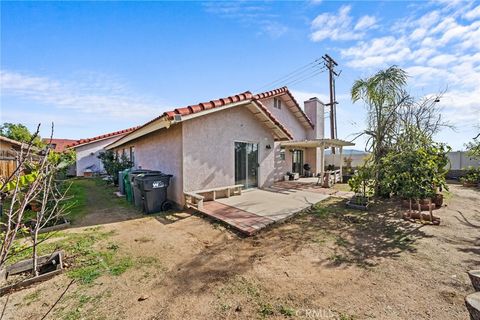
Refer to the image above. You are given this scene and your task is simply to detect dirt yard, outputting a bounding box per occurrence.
[2,179,479,320]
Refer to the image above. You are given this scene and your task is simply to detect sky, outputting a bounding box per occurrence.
[1,0,479,151]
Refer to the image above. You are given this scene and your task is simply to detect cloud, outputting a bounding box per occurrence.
[203,1,288,38]
[464,4,480,20]
[0,70,162,120]
[332,1,480,130]
[310,5,377,42]
[341,36,411,68]
[354,15,377,31]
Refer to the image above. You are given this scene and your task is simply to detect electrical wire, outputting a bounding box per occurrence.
[255,58,325,91]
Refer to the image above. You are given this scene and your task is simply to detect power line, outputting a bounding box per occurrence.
[281,65,327,87]
[255,58,324,91]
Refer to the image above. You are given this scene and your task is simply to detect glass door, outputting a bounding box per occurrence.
[235,142,258,189]
[292,150,304,175]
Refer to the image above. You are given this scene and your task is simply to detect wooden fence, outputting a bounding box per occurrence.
[0,150,17,179]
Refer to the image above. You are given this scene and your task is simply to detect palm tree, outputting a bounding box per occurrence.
[351,66,408,195]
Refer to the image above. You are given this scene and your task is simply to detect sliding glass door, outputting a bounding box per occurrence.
[234,142,258,189]
[292,150,304,175]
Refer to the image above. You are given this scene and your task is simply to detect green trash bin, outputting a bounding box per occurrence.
[123,168,133,203]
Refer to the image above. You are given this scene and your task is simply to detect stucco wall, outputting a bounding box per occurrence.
[75,136,124,176]
[273,142,290,181]
[182,106,276,192]
[129,124,184,206]
[261,96,309,141]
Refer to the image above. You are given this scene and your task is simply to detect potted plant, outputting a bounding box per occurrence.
[347,165,374,210]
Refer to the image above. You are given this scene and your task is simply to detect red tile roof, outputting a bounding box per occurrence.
[108,86,314,147]
[66,127,139,148]
[43,138,77,152]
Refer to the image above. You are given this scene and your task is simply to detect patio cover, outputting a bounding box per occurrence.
[280,138,355,181]
[281,138,354,149]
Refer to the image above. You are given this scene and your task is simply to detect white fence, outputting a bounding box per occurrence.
[325,151,480,170]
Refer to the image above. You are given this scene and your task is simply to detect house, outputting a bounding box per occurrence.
[43,138,77,152]
[105,86,353,207]
[67,127,137,176]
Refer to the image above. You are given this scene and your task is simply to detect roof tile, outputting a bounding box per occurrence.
[66,127,138,148]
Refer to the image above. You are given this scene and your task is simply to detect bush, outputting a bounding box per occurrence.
[348,165,375,198]
[97,151,133,185]
[460,167,480,184]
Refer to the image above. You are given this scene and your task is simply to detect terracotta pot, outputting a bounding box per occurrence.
[401,199,436,211]
[463,181,478,187]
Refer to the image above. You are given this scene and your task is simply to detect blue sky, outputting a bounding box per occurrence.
[1,0,479,150]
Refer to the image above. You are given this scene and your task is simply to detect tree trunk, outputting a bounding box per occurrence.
[428,198,434,223]
[32,228,40,277]
[417,200,423,222]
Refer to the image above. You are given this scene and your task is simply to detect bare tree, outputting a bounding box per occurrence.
[0,124,71,275]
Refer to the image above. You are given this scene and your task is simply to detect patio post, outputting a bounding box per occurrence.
[339,146,343,182]
[320,142,325,185]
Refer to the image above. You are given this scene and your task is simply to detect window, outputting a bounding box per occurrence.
[279,148,286,161]
[273,97,282,109]
[129,146,135,165]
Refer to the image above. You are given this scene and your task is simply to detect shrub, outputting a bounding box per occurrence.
[97,151,133,185]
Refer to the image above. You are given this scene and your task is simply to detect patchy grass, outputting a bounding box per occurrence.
[64,178,133,223]
[303,196,422,267]
[23,289,43,306]
[333,182,352,192]
[279,305,295,317]
[7,226,133,285]
[54,289,112,320]
[64,178,89,222]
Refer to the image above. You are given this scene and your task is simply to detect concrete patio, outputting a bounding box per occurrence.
[199,180,354,235]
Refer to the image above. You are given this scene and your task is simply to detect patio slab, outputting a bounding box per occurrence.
[216,188,329,222]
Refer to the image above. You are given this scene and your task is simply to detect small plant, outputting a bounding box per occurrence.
[348,165,374,198]
[279,305,295,317]
[259,303,274,317]
[460,166,480,185]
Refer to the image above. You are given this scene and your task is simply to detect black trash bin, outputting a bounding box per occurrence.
[138,173,173,214]
[133,171,161,210]
[128,169,155,205]
[131,170,161,208]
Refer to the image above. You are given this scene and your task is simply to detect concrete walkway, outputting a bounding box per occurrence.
[200,187,330,235]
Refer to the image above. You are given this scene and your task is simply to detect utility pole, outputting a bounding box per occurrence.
[322,54,339,154]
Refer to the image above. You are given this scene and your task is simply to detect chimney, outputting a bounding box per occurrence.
[304,97,325,139]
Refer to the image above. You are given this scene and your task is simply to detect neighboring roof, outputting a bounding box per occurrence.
[0,135,41,153]
[67,127,139,148]
[281,138,355,149]
[0,135,23,148]
[254,87,315,129]
[43,138,77,152]
[107,86,316,150]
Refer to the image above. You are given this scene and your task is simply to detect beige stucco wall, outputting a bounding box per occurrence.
[262,95,319,178]
[182,106,276,192]
[75,135,125,176]
[261,96,309,141]
[124,124,184,206]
